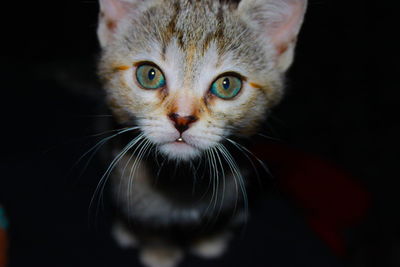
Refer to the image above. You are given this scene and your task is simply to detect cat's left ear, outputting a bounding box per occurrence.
[238,0,308,71]
[98,0,150,48]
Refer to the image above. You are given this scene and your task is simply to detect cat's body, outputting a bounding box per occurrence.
[107,125,252,266]
[96,0,307,266]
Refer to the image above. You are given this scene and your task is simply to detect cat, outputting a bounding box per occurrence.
[96,0,307,266]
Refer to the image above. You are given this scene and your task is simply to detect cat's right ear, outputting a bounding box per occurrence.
[238,0,308,72]
[97,0,147,48]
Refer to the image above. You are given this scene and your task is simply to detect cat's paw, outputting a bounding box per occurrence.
[111,221,138,249]
[190,232,232,259]
[139,245,183,267]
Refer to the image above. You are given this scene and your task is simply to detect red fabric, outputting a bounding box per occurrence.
[0,229,7,267]
[251,142,370,256]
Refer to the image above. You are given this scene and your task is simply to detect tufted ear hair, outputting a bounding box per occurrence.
[97,0,151,48]
[238,0,308,71]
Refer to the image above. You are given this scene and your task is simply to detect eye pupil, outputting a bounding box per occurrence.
[222,78,230,90]
[148,69,156,80]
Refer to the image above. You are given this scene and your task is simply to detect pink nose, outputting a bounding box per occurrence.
[168,113,198,134]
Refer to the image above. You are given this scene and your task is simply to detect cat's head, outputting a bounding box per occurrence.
[97,0,307,161]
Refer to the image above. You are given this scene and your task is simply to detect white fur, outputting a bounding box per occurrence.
[190,232,232,259]
[140,246,183,267]
[112,221,138,248]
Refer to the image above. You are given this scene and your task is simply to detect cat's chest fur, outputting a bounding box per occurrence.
[111,146,248,228]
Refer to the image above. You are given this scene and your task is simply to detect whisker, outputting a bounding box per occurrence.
[89,133,141,224]
[88,126,138,138]
[75,126,139,178]
[213,146,226,219]
[129,138,152,187]
[225,137,272,179]
[75,114,114,118]
[216,144,239,214]
[127,138,151,218]
[155,157,167,186]
[224,137,261,184]
[217,143,248,225]
[121,135,146,179]
[209,147,219,218]
[188,160,198,195]
[201,149,214,217]
[257,133,281,142]
[115,134,145,207]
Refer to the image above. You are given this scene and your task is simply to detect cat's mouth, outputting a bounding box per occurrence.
[158,137,201,161]
[170,137,193,147]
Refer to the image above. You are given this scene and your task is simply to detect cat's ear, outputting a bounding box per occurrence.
[238,0,307,71]
[97,0,148,48]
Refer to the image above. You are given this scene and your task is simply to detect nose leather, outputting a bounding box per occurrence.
[168,113,198,134]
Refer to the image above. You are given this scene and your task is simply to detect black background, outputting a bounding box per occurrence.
[0,0,398,266]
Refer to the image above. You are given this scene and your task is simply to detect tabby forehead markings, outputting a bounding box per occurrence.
[183,42,198,85]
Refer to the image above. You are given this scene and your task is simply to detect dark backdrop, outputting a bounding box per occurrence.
[0,1,398,267]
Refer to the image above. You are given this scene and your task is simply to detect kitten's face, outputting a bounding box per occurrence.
[98,0,307,161]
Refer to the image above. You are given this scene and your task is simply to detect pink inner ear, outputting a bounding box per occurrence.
[98,0,136,47]
[100,0,131,29]
[269,0,306,54]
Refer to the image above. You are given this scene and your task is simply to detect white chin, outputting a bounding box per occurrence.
[159,142,201,161]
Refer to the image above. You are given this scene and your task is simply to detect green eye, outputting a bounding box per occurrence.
[210,75,242,99]
[136,64,166,89]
